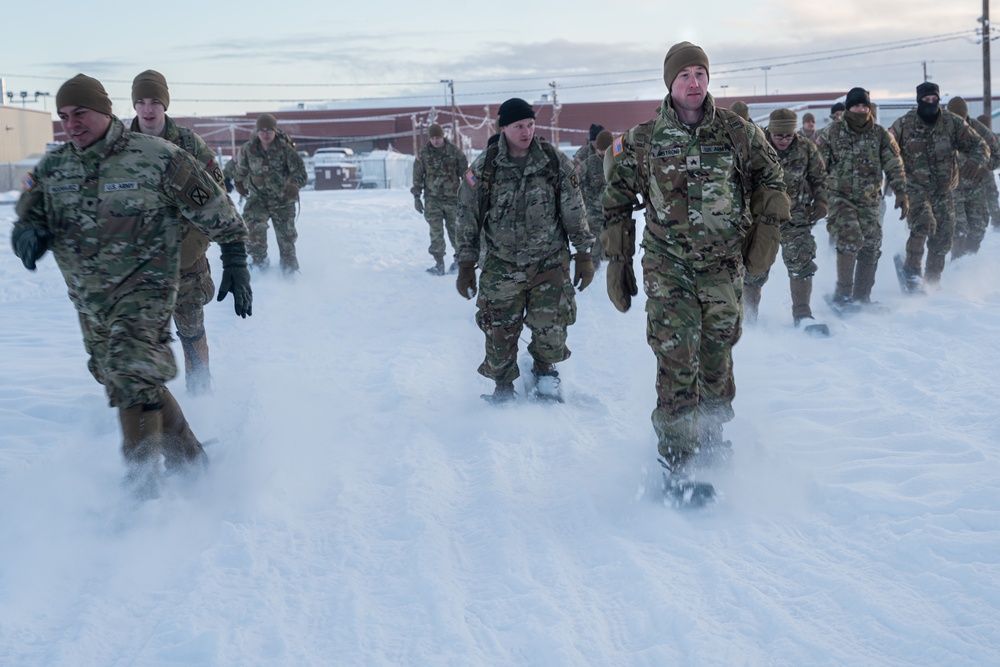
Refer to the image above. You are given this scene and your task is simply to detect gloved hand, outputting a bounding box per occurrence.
[809,200,828,224]
[224,177,234,194]
[251,175,266,188]
[895,193,909,220]
[456,261,477,299]
[216,241,253,318]
[573,252,594,292]
[283,182,300,199]
[960,160,987,184]
[414,197,424,214]
[235,181,248,198]
[606,260,638,313]
[11,226,52,271]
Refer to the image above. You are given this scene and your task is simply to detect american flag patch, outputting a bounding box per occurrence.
[22,172,35,192]
[464,169,478,187]
[612,135,624,156]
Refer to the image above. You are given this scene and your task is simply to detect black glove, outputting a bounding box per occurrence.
[414,197,424,214]
[456,261,477,299]
[216,242,253,318]
[224,177,234,194]
[11,226,52,271]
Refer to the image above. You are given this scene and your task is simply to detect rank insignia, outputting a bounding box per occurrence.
[686,155,701,170]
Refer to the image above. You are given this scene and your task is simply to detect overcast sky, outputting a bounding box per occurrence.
[0,0,991,118]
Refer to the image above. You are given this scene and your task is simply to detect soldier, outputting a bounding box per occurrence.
[889,82,989,290]
[975,114,1000,229]
[579,129,614,269]
[222,153,236,194]
[743,109,828,327]
[800,112,818,143]
[818,87,907,305]
[455,98,594,404]
[601,42,789,505]
[410,123,469,275]
[573,123,604,170]
[131,70,227,395]
[10,74,252,497]
[233,114,308,274]
[946,97,999,257]
[815,102,845,145]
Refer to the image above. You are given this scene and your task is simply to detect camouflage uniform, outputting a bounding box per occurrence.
[745,130,827,322]
[410,138,468,266]
[456,134,593,385]
[602,93,786,462]
[572,141,594,171]
[131,115,225,393]
[819,116,906,302]
[579,150,608,263]
[953,116,1000,257]
[889,109,989,284]
[12,116,247,408]
[234,130,307,271]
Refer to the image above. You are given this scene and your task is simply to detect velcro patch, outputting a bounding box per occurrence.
[207,161,225,187]
[612,135,624,156]
[569,172,580,189]
[464,169,478,187]
[51,184,80,193]
[653,147,683,158]
[702,145,728,154]
[104,182,139,192]
[685,155,701,170]
[22,172,35,192]
[186,184,211,207]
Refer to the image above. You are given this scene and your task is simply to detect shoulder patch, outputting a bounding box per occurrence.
[888,127,897,138]
[186,183,212,208]
[22,172,35,192]
[612,135,625,156]
[569,172,580,189]
[464,169,478,188]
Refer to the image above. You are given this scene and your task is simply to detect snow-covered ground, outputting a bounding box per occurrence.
[1,186,999,666]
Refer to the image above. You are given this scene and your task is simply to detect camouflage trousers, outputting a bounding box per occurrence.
[642,251,742,458]
[77,289,178,408]
[243,196,299,271]
[904,191,956,277]
[744,217,818,289]
[174,254,215,339]
[952,185,989,256]
[828,197,884,265]
[423,197,458,261]
[474,249,576,384]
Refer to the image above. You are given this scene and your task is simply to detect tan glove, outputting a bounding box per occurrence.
[960,160,987,184]
[808,200,828,224]
[606,260,638,313]
[894,193,909,220]
[456,261,477,299]
[573,252,594,292]
[284,182,300,199]
[235,181,248,198]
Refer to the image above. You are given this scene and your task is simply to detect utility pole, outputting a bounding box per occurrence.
[441,79,457,143]
[761,67,771,98]
[983,1,993,129]
[549,81,560,146]
[922,61,929,82]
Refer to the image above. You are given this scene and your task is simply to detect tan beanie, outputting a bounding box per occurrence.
[428,123,444,138]
[256,114,278,131]
[132,70,170,109]
[802,112,815,124]
[663,41,709,88]
[595,130,613,151]
[947,97,969,119]
[730,101,749,121]
[768,109,798,135]
[56,74,112,115]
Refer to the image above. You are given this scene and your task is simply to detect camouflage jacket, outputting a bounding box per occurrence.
[12,116,247,317]
[818,119,905,208]
[602,93,786,265]
[456,134,593,266]
[889,109,988,196]
[969,117,1000,171]
[410,139,468,201]
[768,131,827,223]
[579,150,608,232]
[131,115,228,268]
[800,128,818,144]
[573,142,594,169]
[234,130,307,202]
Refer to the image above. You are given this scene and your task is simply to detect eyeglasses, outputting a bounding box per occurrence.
[257,128,275,134]
[772,134,794,141]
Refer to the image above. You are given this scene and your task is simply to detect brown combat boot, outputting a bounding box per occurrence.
[158,388,208,473]
[852,258,878,303]
[179,332,212,395]
[834,251,856,303]
[790,276,813,325]
[119,403,165,498]
[743,283,762,323]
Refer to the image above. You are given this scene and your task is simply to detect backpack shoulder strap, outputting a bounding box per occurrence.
[478,134,501,222]
[716,108,753,201]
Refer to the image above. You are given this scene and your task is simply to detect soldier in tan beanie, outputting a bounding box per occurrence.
[55,74,113,148]
[946,96,1000,257]
[410,121,468,274]
[579,129,615,268]
[801,112,817,143]
[131,69,232,394]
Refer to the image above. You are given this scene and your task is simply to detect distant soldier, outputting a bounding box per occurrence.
[800,112,818,143]
[889,82,989,290]
[819,87,907,305]
[976,114,1000,228]
[11,74,252,497]
[946,97,999,257]
[131,69,228,394]
[579,129,614,269]
[234,114,308,274]
[815,102,845,145]
[455,98,594,404]
[411,123,468,275]
[222,153,236,194]
[573,123,604,170]
[743,109,828,327]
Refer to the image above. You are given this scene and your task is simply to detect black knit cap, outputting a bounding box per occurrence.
[845,87,871,109]
[588,123,605,141]
[497,98,535,127]
[831,102,846,114]
[917,82,940,101]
